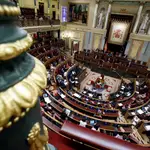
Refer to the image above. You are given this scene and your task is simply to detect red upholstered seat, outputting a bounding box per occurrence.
[91,80,95,85]
[104,85,108,89]
[96,84,101,89]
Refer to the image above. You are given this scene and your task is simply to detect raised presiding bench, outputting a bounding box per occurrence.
[60,121,149,150]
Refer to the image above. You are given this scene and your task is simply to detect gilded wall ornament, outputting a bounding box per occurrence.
[27,123,49,150]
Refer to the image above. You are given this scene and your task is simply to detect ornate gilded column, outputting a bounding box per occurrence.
[104,0,112,30]
[0,1,50,150]
[132,1,144,33]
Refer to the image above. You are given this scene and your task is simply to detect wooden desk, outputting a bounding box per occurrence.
[59,88,119,118]
[45,90,133,134]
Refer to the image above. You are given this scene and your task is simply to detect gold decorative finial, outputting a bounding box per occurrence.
[0,5,20,16]
[0,34,33,61]
[0,58,47,130]
[27,123,49,150]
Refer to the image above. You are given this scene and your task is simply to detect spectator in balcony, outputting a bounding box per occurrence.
[50,19,53,27]
[39,17,44,21]
[91,125,96,131]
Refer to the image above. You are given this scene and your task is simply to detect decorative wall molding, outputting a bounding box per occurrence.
[66,24,106,34]
[130,33,150,41]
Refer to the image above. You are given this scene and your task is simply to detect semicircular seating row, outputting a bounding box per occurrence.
[29,47,150,149]
[74,51,150,78]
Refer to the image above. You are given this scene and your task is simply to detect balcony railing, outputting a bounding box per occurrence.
[17,18,60,27]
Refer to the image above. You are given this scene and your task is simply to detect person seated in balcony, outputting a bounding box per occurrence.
[79,118,87,127]
[39,17,44,21]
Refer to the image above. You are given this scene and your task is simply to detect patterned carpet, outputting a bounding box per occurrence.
[80,70,130,100]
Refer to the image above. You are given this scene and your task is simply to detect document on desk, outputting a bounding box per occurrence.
[73,93,81,98]
[137,109,144,115]
[60,94,66,99]
[118,103,123,106]
[88,93,93,97]
[131,112,136,115]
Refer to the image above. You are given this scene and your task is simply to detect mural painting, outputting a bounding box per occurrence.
[69,3,89,24]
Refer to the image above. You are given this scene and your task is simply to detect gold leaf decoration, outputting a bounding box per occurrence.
[0,5,20,16]
[0,57,47,128]
[27,123,49,150]
[0,34,33,60]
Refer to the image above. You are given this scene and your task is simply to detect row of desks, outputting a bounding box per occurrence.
[45,90,133,134]
[59,87,119,118]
